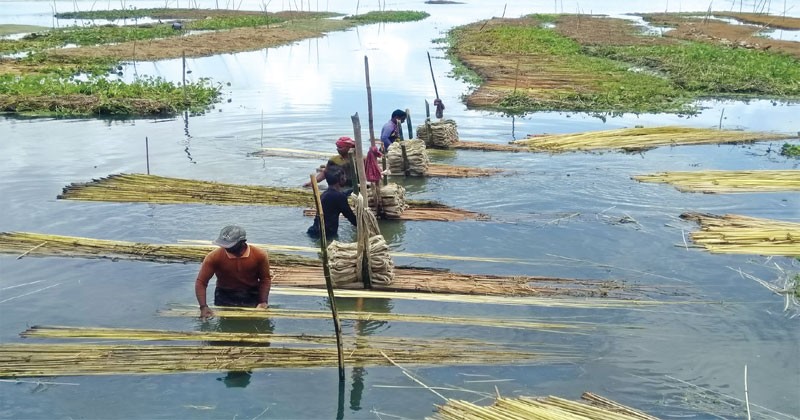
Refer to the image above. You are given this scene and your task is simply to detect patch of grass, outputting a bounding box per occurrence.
[0,74,221,117]
[780,143,800,158]
[0,24,48,36]
[343,10,429,23]
[526,13,559,24]
[591,43,800,97]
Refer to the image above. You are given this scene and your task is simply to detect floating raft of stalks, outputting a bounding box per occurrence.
[0,232,649,299]
[0,340,548,378]
[58,174,482,222]
[251,148,502,178]
[633,170,800,193]
[452,140,528,152]
[512,126,792,153]
[158,306,598,332]
[430,393,658,420]
[681,212,800,256]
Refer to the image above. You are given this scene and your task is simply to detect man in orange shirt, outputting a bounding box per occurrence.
[195,225,271,320]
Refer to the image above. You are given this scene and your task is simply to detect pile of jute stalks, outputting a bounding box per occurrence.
[430,393,658,420]
[681,212,800,256]
[513,126,791,152]
[633,170,800,193]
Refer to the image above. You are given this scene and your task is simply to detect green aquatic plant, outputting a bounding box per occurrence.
[0,74,222,117]
[780,143,800,158]
[590,43,800,97]
[344,10,429,23]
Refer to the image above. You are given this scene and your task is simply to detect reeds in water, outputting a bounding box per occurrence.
[633,170,800,193]
[513,126,791,152]
[682,212,800,256]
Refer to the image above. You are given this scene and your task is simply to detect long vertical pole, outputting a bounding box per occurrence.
[405,108,413,139]
[145,137,150,175]
[351,113,372,289]
[364,56,376,145]
[427,51,439,100]
[310,175,345,381]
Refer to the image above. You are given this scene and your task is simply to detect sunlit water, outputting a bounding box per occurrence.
[1,1,799,419]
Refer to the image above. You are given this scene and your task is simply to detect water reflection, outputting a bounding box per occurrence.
[332,296,394,412]
[200,315,275,389]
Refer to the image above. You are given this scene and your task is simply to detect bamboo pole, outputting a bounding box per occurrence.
[350,113,372,289]
[364,56,376,146]
[310,175,345,381]
[427,51,439,101]
[405,108,413,139]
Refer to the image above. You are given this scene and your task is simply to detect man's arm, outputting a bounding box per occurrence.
[338,191,357,226]
[256,252,271,309]
[195,255,216,319]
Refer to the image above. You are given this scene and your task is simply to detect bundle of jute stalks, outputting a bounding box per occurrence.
[386,139,430,176]
[327,235,394,285]
[326,194,394,285]
[417,119,459,148]
[366,182,407,218]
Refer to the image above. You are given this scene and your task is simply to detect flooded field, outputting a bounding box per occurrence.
[1,1,798,419]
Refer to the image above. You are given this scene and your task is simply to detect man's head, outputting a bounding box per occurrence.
[325,165,346,187]
[391,109,407,123]
[213,225,247,254]
[336,136,355,156]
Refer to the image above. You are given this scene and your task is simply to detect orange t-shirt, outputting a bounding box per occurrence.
[196,245,271,291]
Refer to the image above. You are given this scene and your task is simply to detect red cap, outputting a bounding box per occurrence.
[336,136,355,149]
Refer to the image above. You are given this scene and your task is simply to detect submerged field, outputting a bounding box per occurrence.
[444,12,800,114]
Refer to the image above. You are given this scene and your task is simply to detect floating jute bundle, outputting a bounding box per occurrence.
[326,194,394,285]
[416,119,459,149]
[386,139,430,176]
[327,236,394,285]
[366,183,407,218]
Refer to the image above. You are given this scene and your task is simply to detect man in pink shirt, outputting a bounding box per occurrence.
[194,225,271,319]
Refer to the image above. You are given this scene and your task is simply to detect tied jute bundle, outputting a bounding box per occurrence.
[367,183,407,218]
[417,119,459,149]
[386,139,430,176]
[327,194,394,285]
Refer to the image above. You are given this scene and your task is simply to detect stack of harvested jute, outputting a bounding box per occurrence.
[366,183,407,218]
[417,119,459,148]
[386,139,430,176]
[327,194,394,285]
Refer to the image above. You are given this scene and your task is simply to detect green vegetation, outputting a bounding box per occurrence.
[781,143,800,158]
[344,10,429,23]
[590,43,800,96]
[0,74,221,117]
[794,274,800,299]
[0,24,47,36]
[445,16,800,114]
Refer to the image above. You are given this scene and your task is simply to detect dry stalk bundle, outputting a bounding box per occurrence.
[513,126,792,153]
[453,140,526,152]
[386,139,430,176]
[0,342,546,378]
[417,119,460,148]
[430,394,658,420]
[367,182,407,217]
[1,231,657,300]
[633,170,800,193]
[327,235,394,285]
[0,231,316,266]
[158,306,596,332]
[681,212,800,256]
[58,173,314,207]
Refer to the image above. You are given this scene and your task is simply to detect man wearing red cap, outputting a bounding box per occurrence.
[304,136,356,188]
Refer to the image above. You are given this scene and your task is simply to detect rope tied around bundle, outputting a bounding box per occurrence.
[327,193,394,285]
[386,139,430,176]
[417,119,459,149]
[367,183,407,218]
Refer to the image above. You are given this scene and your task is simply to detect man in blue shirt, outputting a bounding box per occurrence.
[307,166,357,239]
[379,109,407,151]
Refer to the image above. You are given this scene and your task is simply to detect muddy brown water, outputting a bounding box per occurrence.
[1,1,799,419]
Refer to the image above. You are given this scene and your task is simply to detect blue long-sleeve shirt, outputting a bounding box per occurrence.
[380,119,398,150]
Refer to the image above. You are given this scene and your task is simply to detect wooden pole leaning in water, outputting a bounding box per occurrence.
[309,174,345,381]
[364,55,387,186]
[145,137,150,175]
[350,113,373,289]
[427,51,440,101]
[405,108,413,139]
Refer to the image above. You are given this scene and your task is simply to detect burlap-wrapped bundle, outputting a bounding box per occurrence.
[416,119,459,148]
[367,182,407,218]
[386,139,430,176]
[327,235,394,285]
